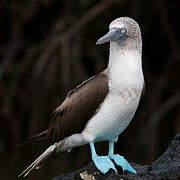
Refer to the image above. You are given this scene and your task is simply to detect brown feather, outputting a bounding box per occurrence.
[48,71,109,143]
[16,130,50,147]
[17,71,109,146]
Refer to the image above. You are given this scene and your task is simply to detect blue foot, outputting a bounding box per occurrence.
[109,154,137,174]
[92,155,117,174]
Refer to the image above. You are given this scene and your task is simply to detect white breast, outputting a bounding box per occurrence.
[82,49,144,142]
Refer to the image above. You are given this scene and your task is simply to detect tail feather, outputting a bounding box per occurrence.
[17,130,50,147]
[18,143,58,178]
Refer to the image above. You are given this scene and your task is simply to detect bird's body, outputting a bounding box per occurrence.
[83,49,143,143]
[18,17,144,178]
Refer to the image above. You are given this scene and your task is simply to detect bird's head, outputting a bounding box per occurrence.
[96,17,141,46]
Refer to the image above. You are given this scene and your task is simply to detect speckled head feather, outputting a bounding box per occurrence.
[108,17,142,54]
[109,17,141,39]
[96,17,142,53]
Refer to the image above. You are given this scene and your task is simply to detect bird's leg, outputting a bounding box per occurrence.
[89,142,117,174]
[108,141,137,174]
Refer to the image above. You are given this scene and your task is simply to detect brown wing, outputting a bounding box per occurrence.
[47,71,109,143]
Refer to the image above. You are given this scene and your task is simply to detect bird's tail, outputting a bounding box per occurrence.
[18,143,59,178]
[16,130,50,147]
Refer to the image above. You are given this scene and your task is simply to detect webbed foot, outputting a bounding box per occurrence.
[92,155,117,174]
[109,154,137,174]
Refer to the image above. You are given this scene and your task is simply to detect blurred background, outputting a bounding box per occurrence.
[0,0,180,179]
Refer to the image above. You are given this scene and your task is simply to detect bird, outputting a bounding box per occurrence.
[18,17,145,178]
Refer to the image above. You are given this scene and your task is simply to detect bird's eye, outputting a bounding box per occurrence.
[120,28,126,33]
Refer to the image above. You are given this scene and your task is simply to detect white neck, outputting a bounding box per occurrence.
[108,40,142,67]
[108,41,144,91]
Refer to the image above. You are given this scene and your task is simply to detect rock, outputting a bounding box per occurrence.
[52,133,180,180]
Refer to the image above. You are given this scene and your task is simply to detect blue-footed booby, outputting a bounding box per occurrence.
[18,17,145,178]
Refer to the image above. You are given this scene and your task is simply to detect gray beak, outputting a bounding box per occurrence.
[96,28,117,45]
[96,28,127,45]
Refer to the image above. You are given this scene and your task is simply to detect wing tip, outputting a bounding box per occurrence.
[16,130,49,147]
[18,144,57,178]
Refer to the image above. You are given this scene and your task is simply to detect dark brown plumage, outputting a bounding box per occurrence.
[17,71,146,147]
[48,71,109,143]
[17,71,109,147]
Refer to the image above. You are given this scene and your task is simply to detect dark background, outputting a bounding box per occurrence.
[0,0,180,179]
